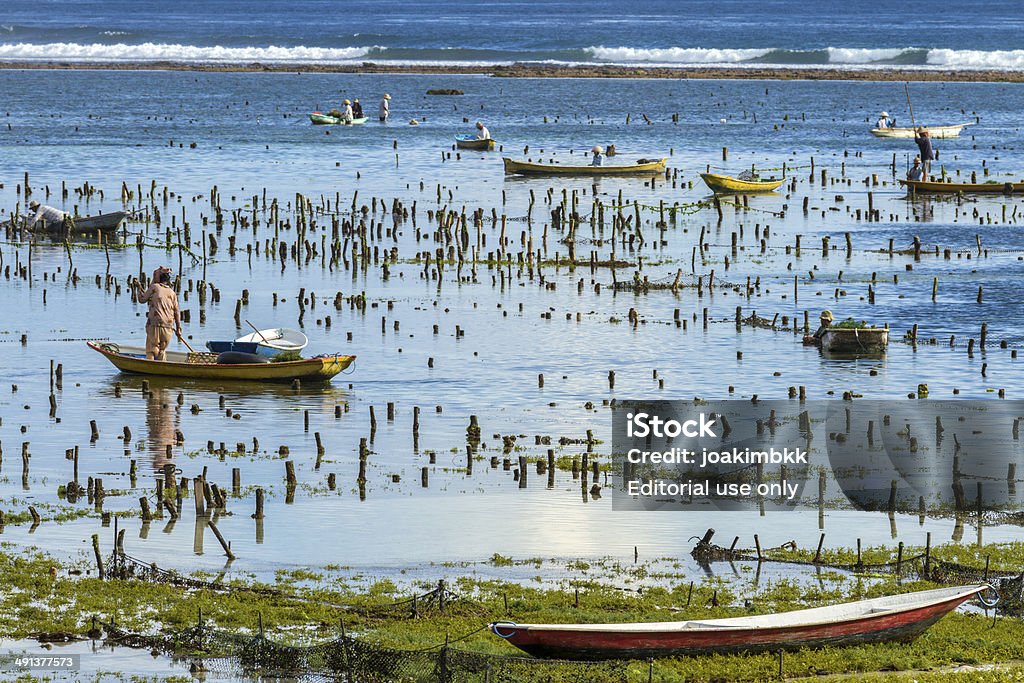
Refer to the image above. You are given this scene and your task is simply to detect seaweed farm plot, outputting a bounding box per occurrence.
[3,72,1024,679]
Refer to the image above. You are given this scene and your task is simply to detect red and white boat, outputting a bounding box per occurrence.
[491,585,990,659]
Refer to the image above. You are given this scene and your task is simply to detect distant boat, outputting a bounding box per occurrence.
[309,112,368,125]
[88,341,353,383]
[900,178,1024,194]
[701,173,783,194]
[455,135,496,151]
[503,157,667,176]
[870,123,973,139]
[3,211,127,234]
[490,584,988,660]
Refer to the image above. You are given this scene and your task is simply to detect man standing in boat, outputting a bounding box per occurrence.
[475,121,491,140]
[26,200,68,231]
[134,266,181,361]
[914,128,934,181]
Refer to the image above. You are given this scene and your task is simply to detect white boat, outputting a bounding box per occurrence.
[870,122,973,139]
[234,328,308,357]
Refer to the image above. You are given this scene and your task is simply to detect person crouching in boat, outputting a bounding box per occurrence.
[340,99,354,124]
[802,310,833,346]
[876,111,895,129]
[907,157,924,182]
[134,266,181,361]
[352,99,363,119]
[26,200,68,231]
[475,121,491,140]
[591,145,604,166]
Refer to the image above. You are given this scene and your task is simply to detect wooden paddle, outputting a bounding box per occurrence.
[904,82,918,131]
[176,330,196,354]
[245,320,272,345]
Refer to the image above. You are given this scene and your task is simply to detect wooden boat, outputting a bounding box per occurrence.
[701,173,783,194]
[900,178,1024,194]
[491,585,988,660]
[309,112,368,125]
[503,157,667,176]
[455,135,496,151]
[88,341,353,382]
[4,211,127,234]
[821,327,889,353]
[870,123,973,139]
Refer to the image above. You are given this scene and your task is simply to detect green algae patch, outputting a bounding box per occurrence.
[1,547,1023,681]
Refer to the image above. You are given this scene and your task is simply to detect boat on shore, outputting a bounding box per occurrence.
[870,123,973,139]
[503,157,667,176]
[701,173,783,194]
[490,585,989,660]
[88,341,352,382]
[207,328,309,358]
[900,178,1024,194]
[456,135,496,151]
[309,112,368,125]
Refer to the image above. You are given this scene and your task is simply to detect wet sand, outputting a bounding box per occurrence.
[1,60,1023,82]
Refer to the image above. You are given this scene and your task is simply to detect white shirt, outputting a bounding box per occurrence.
[877,117,890,129]
[379,98,389,119]
[341,104,353,122]
[29,204,66,228]
[476,125,491,140]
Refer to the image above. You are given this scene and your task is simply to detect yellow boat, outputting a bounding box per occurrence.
[700,173,784,194]
[88,341,354,383]
[900,179,1024,194]
[503,157,667,176]
[455,135,496,151]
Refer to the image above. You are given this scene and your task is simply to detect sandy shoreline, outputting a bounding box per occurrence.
[0,60,1022,82]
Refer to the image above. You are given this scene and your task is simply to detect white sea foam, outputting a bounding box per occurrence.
[586,46,770,63]
[928,48,1024,69]
[826,47,910,63]
[0,42,380,63]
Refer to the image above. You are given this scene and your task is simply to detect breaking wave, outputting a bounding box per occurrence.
[0,41,1022,70]
[585,46,1024,70]
[0,42,381,63]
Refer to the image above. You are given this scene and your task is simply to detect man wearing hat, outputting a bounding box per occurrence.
[340,99,354,124]
[876,111,894,129]
[591,145,604,167]
[379,93,391,122]
[803,310,833,345]
[914,128,934,181]
[907,157,924,182]
[26,200,67,231]
[134,266,181,361]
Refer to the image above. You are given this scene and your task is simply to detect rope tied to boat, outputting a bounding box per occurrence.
[978,583,1001,609]
[490,621,519,639]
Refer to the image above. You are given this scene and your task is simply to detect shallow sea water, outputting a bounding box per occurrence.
[0,71,1022,588]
